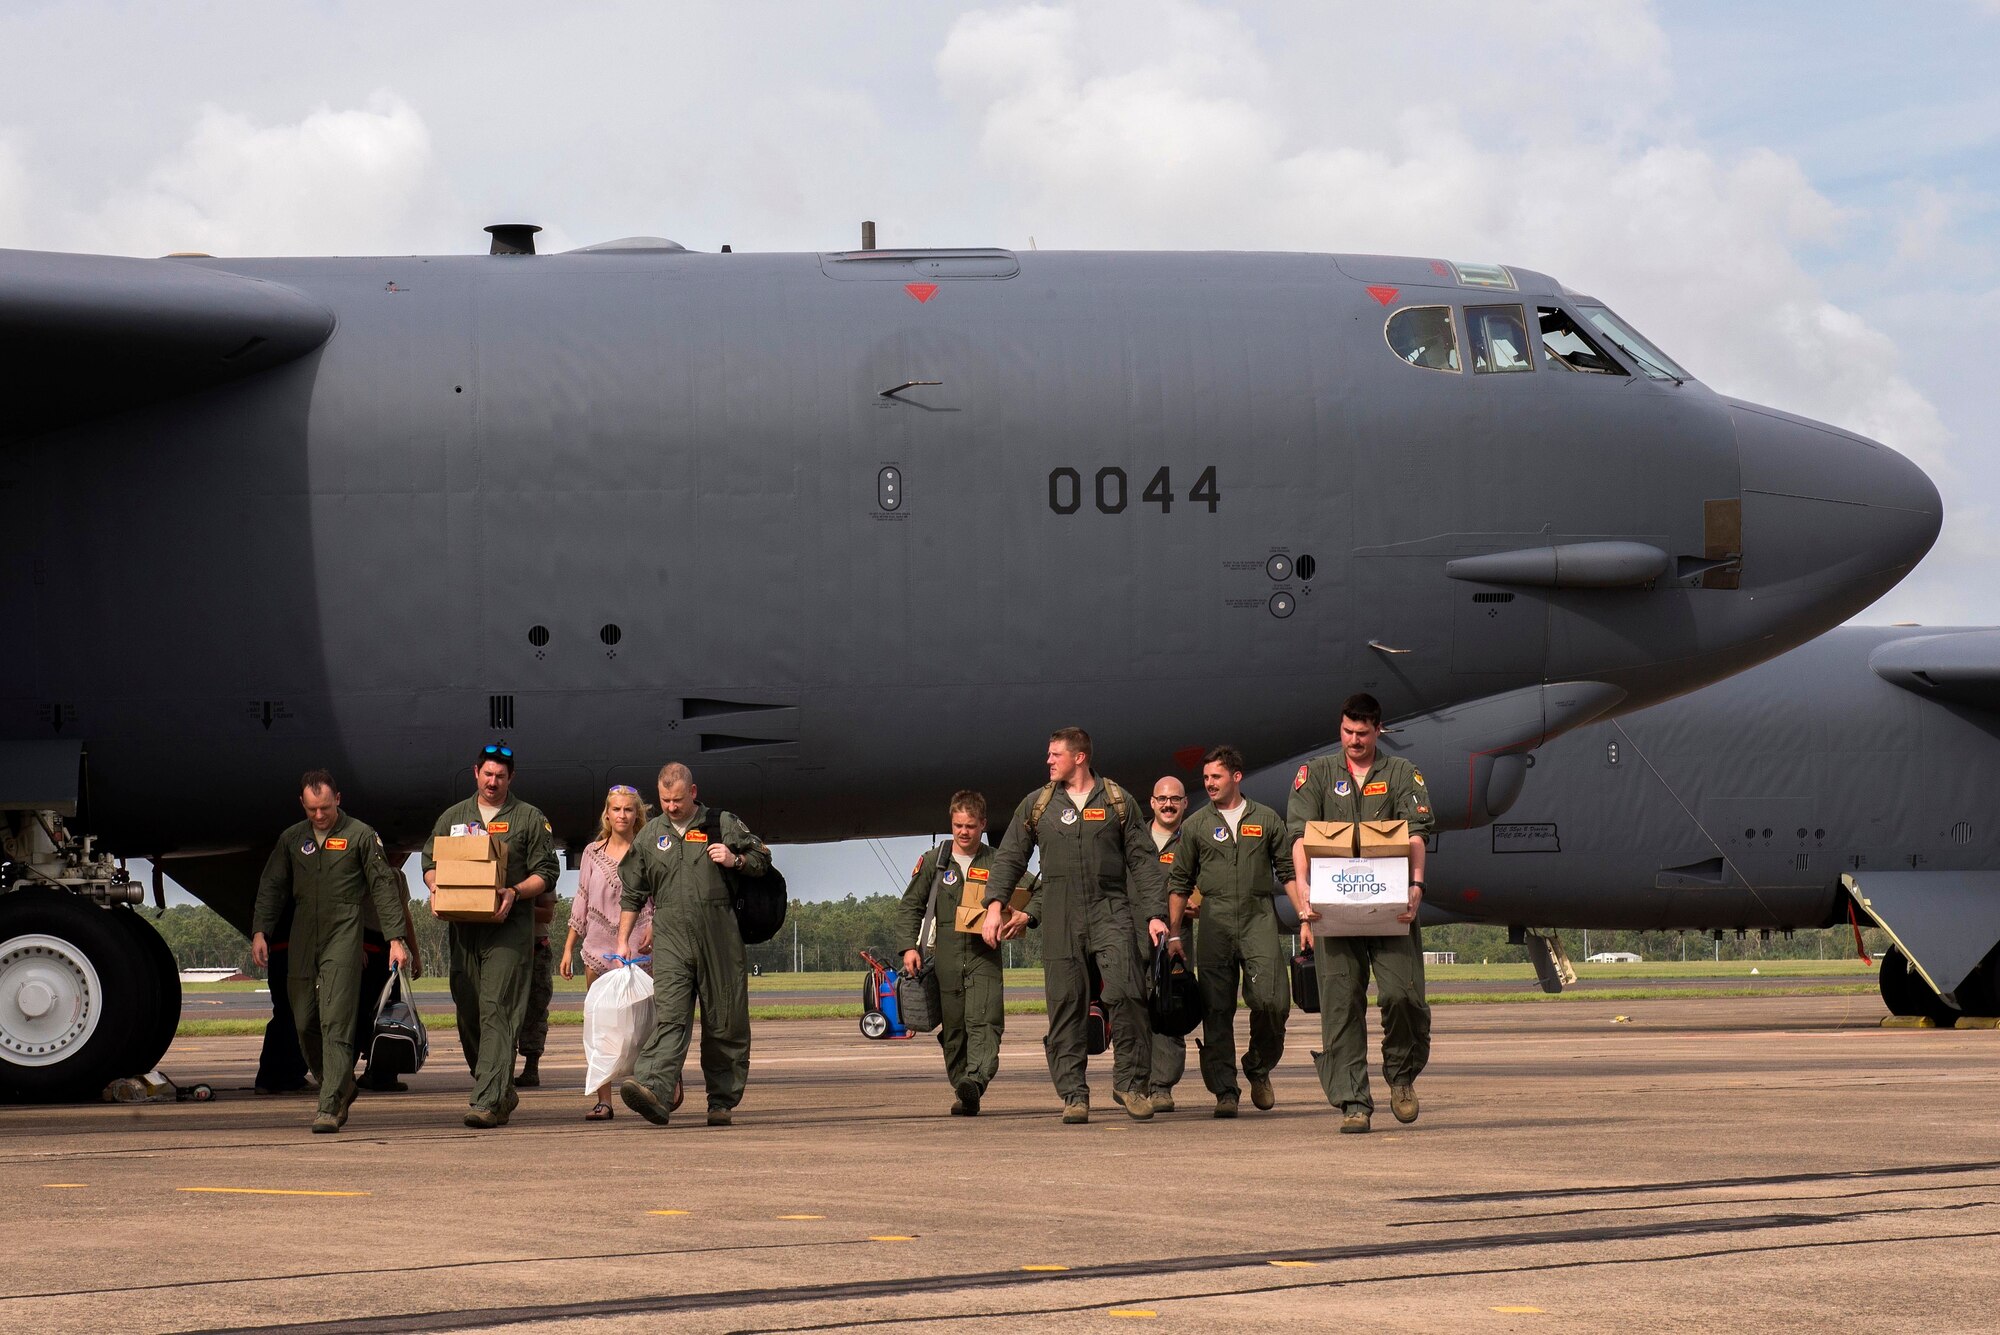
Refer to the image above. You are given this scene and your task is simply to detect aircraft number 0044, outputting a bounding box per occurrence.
[1048,465,1218,515]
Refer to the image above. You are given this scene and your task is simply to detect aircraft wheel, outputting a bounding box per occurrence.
[0,888,154,1100]
[108,908,181,1075]
[1877,947,1958,1025]
[859,1010,889,1040]
[1950,950,2000,1019]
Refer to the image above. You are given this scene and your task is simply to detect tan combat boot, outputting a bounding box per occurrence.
[1390,1083,1419,1123]
[1063,1100,1090,1124]
[1340,1109,1371,1134]
[1248,1073,1275,1111]
[1213,1093,1239,1119]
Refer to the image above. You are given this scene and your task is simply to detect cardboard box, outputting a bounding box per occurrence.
[433,833,501,863]
[431,885,503,922]
[434,858,506,889]
[1304,820,1412,937]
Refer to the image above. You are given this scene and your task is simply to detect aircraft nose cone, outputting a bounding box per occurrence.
[1732,401,1940,610]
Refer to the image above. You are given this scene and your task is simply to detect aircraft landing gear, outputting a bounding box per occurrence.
[0,814,181,1101]
[1877,946,1961,1026]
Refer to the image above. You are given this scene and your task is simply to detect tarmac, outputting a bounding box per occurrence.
[5,992,1997,1333]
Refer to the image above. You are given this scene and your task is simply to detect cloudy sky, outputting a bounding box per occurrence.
[6,1,1994,902]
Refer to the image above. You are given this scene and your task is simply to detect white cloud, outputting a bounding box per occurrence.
[1,92,447,257]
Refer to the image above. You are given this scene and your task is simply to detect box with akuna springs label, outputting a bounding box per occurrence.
[1301,820,1411,937]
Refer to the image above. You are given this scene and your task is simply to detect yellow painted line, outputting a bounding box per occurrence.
[647,1209,690,1216]
[177,1187,369,1197]
[1491,1307,1545,1315]
[776,1214,824,1220]
[43,1183,87,1189]
[1108,1311,1157,1319]
[1268,1259,1317,1267]
[1020,1264,1069,1272]
[870,1235,915,1242]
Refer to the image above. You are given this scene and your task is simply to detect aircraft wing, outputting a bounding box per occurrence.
[1869,629,2000,711]
[0,248,335,442]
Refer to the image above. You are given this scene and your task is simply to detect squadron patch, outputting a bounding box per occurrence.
[1241,823,1263,838]
[489,821,511,834]
[1363,781,1389,796]
[325,837,349,851]
[1293,764,1309,790]
[1334,780,1351,796]
[657,835,672,850]
[301,839,317,855]
[1059,808,1079,826]
[1083,808,1106,821]
[1213,826,1229,842]
[942,868,959,886]
[1413,771,1427,787]
[913,858,925,876]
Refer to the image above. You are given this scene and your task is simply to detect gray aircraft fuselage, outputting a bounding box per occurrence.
[0,241,1940,928]
[1418,625,1998,934]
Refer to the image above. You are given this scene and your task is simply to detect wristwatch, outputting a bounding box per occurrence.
[1409,879,1426,889]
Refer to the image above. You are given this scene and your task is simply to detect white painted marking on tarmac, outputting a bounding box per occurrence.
[42,1183,87,1189]
[178,1187,369,1197]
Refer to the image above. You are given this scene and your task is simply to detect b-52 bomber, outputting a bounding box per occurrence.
[1380,625,2000,1022]
[0,224,1939,1097]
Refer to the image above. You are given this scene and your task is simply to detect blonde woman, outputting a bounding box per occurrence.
[563,784,653,1120]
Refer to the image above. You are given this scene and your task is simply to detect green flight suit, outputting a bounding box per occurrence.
[984,777,1161,1107]
[519,894,556,1060]
[1166,799,1291,1099]
[422,795,561,1114]
[1285,752,1434,1115]
[254,813,408,1118]
[897,842,1040,1098]
[1136,826,1189,1095]
[619,805,771,1114]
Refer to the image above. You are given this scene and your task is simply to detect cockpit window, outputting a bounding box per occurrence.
[1537,306,1627,375]
[1467,304,1533,373]
[1385,305,1461,373]
[1580,305,1690,382]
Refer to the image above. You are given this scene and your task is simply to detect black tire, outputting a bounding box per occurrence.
[107,908,181,1076]
[0,888,157,1101]
[1878,947,1959,1025]
[1950,946,2000,1019]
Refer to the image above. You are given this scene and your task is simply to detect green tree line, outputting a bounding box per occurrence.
[145,897,1877,977]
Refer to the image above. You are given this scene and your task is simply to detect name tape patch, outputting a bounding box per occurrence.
[1363,781,1389,796]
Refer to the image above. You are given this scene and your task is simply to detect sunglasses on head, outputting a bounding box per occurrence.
[608,785,639,796]
[482,744,514,759]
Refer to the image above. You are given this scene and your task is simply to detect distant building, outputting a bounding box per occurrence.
[1422,951,1457,965]
[1585,952,1642,964]
[177,966,248,984]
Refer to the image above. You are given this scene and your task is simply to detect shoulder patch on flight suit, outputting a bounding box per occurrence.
[912,857,925,876]
[685,830,710,843]
[1413,771,1426,787]
[544,821,553,832]
[325,837,349,851]
[1082,808,1106,821]
[1293,765,1309,790]
[489,821,511,833]
[1363,781,1389,796]
[1241,823,1263,838]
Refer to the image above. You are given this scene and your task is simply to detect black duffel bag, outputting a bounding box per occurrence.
[1148,944,1203,1038]
[703,810,788,944]
[1290,947,1320,1014]
[896,959,942,1033]
[366,964,429,1078]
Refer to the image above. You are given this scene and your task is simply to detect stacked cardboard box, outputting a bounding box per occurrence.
[1300,819,1412,937]
[431,832,508,922]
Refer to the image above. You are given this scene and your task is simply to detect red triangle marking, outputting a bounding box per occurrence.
[1173,745,1206,771]
[905,282,939,304]
[1367,285,1400,306]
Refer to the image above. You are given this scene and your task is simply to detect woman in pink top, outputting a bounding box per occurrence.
[562,784,651,1120]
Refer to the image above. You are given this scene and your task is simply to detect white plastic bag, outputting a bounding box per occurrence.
[582,963,655,1092]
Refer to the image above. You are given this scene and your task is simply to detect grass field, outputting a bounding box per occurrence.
[173,959,1881,1035]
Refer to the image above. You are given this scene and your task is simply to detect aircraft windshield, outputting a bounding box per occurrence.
[1538,307,1627,375]
[1580,305,1690,382]
[1467,305,1533,373]
[1385,305,1460,372]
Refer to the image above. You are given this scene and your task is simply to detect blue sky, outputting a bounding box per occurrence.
[5,2,1994,904]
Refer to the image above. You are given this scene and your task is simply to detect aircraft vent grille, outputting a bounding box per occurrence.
[489,695,515,730]
[1472,592,1515,603]
[1952,821,1973,845]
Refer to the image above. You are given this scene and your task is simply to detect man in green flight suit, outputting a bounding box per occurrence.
[1286,693,1434,1134]
[616,762,773,1128]
[981,727,1166,1124]
[251,769,411,1134]
[422,743,562,1129]
[1137,775,1192,1111]
[1165,746,1294,1119]
[898,791,1037,1116]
